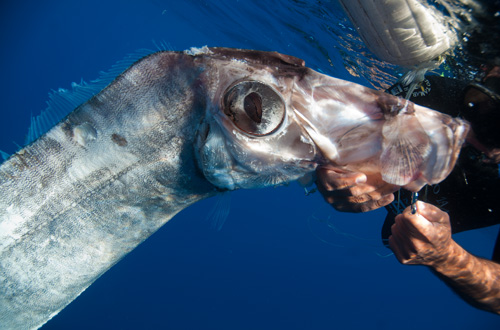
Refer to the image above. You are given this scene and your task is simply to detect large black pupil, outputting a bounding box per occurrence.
[243,92,262,123]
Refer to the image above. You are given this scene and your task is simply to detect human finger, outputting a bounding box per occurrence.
[336,181,398,198]
[318,170,398,198]
[389,218,421,263]
[393,208,435,244]
[316,167,366,192]
[484,148,500,164]
[406,201,450,225]
[388,232,415,264]
[329,192,395,213]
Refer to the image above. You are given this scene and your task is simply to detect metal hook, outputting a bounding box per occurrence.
[410,192,419,214]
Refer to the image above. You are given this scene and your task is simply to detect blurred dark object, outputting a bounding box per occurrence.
[462,1,500,67]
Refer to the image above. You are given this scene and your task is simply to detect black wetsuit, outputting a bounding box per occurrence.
[383,75,500,261]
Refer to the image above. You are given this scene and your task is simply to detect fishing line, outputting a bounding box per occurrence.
[307,213,394,258]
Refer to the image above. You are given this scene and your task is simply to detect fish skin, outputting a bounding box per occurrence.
[0,51,218,329]
[0,47,468,329]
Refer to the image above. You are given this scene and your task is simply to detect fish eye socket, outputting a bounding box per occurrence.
[222,81,285,136]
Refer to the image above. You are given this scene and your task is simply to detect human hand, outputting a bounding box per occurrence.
[315,167,399,213]
[466,130,500,164]
[389,201,454,267]
[484,148,500,164]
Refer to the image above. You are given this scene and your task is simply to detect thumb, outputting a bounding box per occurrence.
[413,201,449,224]
[317,167,367,190]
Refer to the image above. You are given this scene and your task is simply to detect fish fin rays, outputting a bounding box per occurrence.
[26,80,102,145]
[0,150,9,161]
[25,48,157,145]
[380,115,431,186]
[152,40,173,52]
[206,192,231,231]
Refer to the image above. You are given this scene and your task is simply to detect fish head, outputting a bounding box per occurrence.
[192,47,469,191]
[193,47,318,190]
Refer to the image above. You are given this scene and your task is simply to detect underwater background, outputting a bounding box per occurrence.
[1,0,499,329]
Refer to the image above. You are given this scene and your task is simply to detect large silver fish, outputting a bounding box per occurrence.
[0,47,468,329]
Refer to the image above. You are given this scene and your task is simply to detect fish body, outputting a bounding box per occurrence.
[0,47,468,329]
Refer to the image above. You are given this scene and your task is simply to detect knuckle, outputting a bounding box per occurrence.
[401,258,413,265]
[347,186,366,197]
[331,180,353,191]
[373,195,393,208]
[335,202,362,213]
[348,194,370,204]
[324,195,337,205]
[359,205,372,213]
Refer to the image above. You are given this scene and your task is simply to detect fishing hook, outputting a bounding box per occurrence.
[410,192,419,214]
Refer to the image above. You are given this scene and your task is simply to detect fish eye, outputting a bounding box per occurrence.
[222,81,285,136]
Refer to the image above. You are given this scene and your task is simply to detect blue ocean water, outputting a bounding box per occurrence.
[1,1,499,329]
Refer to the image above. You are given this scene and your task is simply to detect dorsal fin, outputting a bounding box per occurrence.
[25,48,156,145]
[0,150,9,161]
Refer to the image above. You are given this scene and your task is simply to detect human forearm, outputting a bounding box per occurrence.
[389,202,500,314]
[431,240,500,314]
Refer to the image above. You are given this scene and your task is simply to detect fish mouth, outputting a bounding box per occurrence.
[290,75,470,191]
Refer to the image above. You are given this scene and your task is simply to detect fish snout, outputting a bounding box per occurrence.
[291,78,470,190]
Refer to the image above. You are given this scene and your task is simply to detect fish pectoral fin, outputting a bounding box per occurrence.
[380,115,431,186]
[206,191,231,231]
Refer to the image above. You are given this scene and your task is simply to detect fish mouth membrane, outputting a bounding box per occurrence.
[293,104,470,191]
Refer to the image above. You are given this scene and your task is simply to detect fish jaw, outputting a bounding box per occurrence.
[290,70,470,191]
[194,48,469,192]
[404,105,469,191]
